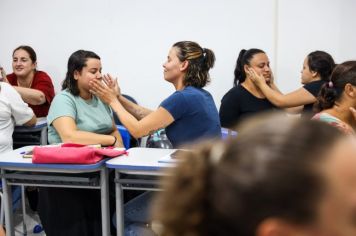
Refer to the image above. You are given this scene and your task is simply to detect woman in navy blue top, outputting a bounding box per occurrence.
[90,41,221,148]
[249,51,335,118]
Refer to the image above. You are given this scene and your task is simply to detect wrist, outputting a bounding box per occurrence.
[110,136,117,147]
[118,94,124,101]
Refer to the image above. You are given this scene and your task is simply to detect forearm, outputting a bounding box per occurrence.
[269,82,282,94]
[23,115,37,126]
[60,130,117,146]
[260,83,288,107]
[14,87,46,105]
[110,100,149,138]
[118,95,152,120]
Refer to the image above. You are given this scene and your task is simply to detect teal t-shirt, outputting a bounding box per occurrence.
[47,90,114,144]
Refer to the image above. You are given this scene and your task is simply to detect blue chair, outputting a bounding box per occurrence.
[113,94,140,147]
[113,94,138,126]
[117,125,131,149]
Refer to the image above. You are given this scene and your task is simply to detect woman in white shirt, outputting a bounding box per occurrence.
[0,81,36,153]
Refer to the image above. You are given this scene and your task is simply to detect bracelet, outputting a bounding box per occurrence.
[111,136,117,146]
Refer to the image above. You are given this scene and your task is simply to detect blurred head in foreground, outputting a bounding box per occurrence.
[153,112,356,236]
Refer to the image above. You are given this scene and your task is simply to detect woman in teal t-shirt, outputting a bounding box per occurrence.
[38,50,123,236]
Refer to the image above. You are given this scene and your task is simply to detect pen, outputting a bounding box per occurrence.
[20,151,26,155]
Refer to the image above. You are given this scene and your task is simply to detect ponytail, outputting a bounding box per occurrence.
[314,82,338,112]
[314,61,356,112]
[173,41,215,88]
[202,48,215,71]
[233,49,247,86]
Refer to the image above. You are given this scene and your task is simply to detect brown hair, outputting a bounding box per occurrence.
[306,50,335,82]
[62,50,100,96]
[13,45,37,63]
[173,41,215,88]
[153,113,344,236]
[314,61,356,112]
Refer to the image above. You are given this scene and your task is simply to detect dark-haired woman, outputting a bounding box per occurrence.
[2,45,55,117]
[249,50,335,118]
[90,41,221,148]
[38,50,124,236]
[219,48,277,128]
[312,61,356,134]
[153,113,356,236]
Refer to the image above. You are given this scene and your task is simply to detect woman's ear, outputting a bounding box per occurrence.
[311,70,318,78]
[345,83,356,98]
[244,65,250,76]
[74,70,80,80]
[32,61,38,70]
[180,60,189,72]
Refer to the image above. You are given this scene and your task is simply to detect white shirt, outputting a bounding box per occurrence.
[0,82,34,153]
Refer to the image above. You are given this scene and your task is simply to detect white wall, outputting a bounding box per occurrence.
[277,0,347,93]
[1,0,355,109]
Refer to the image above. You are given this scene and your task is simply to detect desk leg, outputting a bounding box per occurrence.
[100,168,110,236]
[1,170,14,236]
[116,171,124,236]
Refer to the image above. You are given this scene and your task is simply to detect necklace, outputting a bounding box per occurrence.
[17,79,33,88]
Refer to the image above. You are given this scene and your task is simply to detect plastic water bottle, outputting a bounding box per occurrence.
[146,129,173,149]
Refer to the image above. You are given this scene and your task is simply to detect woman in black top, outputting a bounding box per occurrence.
[219,48,278,128]
[249,50,335,118]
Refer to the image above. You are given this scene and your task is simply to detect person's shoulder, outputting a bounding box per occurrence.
[222,85,245,99]
[0,82,17,95]
[6,73,17,84]
[312,112,337,122]
[177,86,209,102]
[304,80,324,89]
[34,70,52,80]
[54,90,74,100]
[0,81,12,89]
[0,82,24,103]
[181,86,206,95]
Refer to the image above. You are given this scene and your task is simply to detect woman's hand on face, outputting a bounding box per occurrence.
[102,74,121,97]
[89,78,118,105]
[248,68,266,87]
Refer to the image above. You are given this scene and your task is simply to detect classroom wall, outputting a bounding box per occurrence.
[1,0,355,109]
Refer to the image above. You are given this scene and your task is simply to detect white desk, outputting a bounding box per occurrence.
[106,147,176,236]
[0,146,111,236]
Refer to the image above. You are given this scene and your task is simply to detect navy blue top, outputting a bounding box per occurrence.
[160,86,221,148]
[219,84,277,128]
[302,80,325,118]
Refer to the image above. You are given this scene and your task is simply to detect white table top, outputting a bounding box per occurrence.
[106,147,176,171]
[0,146,106,172]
